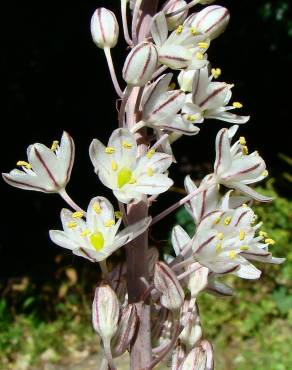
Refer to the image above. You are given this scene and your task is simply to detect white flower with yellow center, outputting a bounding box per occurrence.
[49,196,151,262]
[89,128,173,204]
[2,132,74,193]
[181,66,250,125]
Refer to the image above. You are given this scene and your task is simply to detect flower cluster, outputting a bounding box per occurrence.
[3,1,284,369]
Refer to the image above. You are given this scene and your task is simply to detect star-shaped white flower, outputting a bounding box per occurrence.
[214,125,271,201]
[89,128,173,204]
[49,196,151,262]
[2,132,74,193]
[181,66,250,125]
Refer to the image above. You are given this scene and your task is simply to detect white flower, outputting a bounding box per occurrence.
[214,125,272,201]
[49,196,151,262]
[151,12,210,70]
[89,128,173,204]
[181,66,250,125]
[191,205,284,279]
[2,132,74,193]
[91,8,119,49]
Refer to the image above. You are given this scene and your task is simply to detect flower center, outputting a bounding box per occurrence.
[117,167,133,188]
[90,232,104,251]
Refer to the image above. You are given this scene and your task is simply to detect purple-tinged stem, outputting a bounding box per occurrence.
[121,0,133,46]
[58,189,85,214]
[104,48,123,98]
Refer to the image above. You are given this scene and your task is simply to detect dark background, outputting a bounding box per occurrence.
[1,0,291,280]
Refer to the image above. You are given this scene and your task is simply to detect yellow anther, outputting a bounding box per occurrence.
[72,211,84,219]
[215,243,222,253]
[195,52,204,60]
[211,68,221,79]
[115,211,122,219]
[214,217,221,225]
[176,25,184,35]
[261,170,268,177]
[259,231,268,238]
[93,202,101,214]
[265,238,276,245]
[17,161,32,169]
[147,167,154,177]
[233,102,243,109]
[105,147,115,154]
[190,27,197,35]
[239,136,246,145]
[198,42,209,49]
[242,146,249,155]
[128,177,137,184]
[80,229,91,237]
[90,232,104,251]
[104,219,115,227]
[242,203,248,208]
[254,150,259,156]
[251,215,258,225]
[122,141,132,149]
[187,114,198,122]
[217,232,224,240]
[168,82,176,90]
[147,149,155,159]
[229,250,236,259]
[51,140,59,151]
[67,221,78,229]
[111,160,118,171]
[240,245,249,251]
[224,216,232,225]
[117,168,133,188]
[239,230,246,241]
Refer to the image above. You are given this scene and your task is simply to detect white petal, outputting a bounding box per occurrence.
[56,131,75,186]
[2,171,51,193]
[108,128,137,168]
[135,152,172,175]
[208,111,250,124]
[49,230,78,251]
[171,225,191,256]
[214,128,232,175]
[159,45,192,69]
[151,12,168,47]
[160,115,200,135]
[229,182,273,202]
[133,174,173,195]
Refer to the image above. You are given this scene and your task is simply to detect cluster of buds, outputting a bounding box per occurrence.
[2,0,284,369]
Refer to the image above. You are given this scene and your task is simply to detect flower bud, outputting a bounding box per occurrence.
[180,302,202,348]
[201,340,214,370]
[108,262,127,303]
[188,266,209,297]
[154,262,184,311]
[92,283,119,343]
[91,8,119,49]
[191,5,230,40]
[123,42,158,86]
[172,344,186,369]
[162,0,188,31]
[112,305,138,358]
[180,345,207,370]
[178,69,196,92]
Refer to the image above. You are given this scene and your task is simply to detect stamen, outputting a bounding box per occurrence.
[129,177,137,184]
[80,229,91,237]
[233,102,243,108]
[215,243,222,253]
[104,219,115,227]
[261,170,268,177]
[195,52,204,60]
[186,114,198,122]
[198,42,209,49]
[72,211,84,219]
[214,217,221,225]
[67,221,78,229]
[176,25,183,35]
[51,140,59,151]
[147,149,155,159]
[259,231,268,238]
[17,161,32,169]
[242,146,249,155]
[239,136,246,145]
[211,68,221,79]
[111,160,118,171]
[122,141,132,149]
[239,230,245,241]
[147,167,154,177]
[105,147,115,154]
[217,232,224,240]
[229,250,236,259]
[190,27,197,35]
[93,202,101,214]
[168,82,176,90]
[115,211,122,219]
[224,216,232,225]
[242,203,248,208]
[265,238,275,245]
[240,245,249,251]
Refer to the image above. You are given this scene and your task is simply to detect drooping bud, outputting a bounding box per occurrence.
[162,0,188,31]
[180,345,207,370]
[123,42,158,86]
[188,266,209,297]
[154,262,185,311]
[180,302,202,348]
[191,5,230,40]
[112,305,138,358]
[91,8,119,49]
[172,343,186,369]
[92,283,119,343]
[201,340,214,370]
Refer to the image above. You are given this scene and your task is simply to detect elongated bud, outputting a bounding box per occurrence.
[188,266,209,297]
[112,305,138,358]
[180,302,202,348]
[91,8,119,49]
[123,42,158,86]
[92,283,119,342]
[201,340,214,370]
[180,345,207,370]
[154,262,184,311]
[191,5,230,40]
[162,0,188,31]
[108,262,127,303]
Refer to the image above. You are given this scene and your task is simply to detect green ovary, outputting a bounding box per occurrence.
[117,167,132,188]
[90,232,104,251]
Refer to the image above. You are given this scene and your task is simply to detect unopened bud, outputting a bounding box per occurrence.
[123,42,158,86]
[180,345,207,370]
[201,340,214,370]
[191,5,230,40]
[180,302,202,348]
[108,262,127,303]
[178,69,196,92]
[162,0,188,31]
[91,8,119,49]
[188,266,209,297]
[154,262,184,311]
[92,283,119,342]
[112,305,138,358]
[172,343,186,369]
